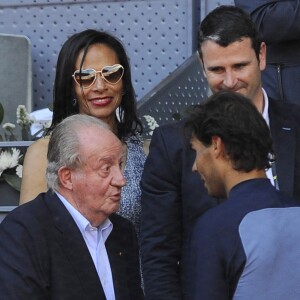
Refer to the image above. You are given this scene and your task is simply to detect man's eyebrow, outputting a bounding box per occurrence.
[233,61,251,66]
[97,156,113,164]
[206,61,250,71]
[100,154,125,163]
[206,65,224,71]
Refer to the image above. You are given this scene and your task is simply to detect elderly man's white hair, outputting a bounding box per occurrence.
[46,114,110,192]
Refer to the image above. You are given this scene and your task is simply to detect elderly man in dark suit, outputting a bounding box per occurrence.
[140,5,300,300]
[0,114,144,300]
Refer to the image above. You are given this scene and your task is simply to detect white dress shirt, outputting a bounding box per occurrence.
[56,192,116,300]
[261,88,276,188]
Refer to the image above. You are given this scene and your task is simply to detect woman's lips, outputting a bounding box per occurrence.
[90,97,113,106]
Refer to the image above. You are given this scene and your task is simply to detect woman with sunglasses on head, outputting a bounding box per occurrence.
[20,29,146,234]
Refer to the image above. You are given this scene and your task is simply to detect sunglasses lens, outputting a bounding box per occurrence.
[73,65,124,88]
[102,65,124,84]
[74,69,96,88]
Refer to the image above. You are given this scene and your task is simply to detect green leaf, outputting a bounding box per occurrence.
[0,102,4,124]
[2,173,22,192]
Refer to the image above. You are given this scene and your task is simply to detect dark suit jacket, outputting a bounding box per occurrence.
[235,0,300,104]
[235,0,300,65]
[140,97,300,299]
[0,191,144,300]
[269,98,300,199]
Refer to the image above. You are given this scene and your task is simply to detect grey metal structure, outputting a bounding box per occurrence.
[201,0,235,19]
[137,52,208,138]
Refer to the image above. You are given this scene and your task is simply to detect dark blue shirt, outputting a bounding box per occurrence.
[187,178,300,300]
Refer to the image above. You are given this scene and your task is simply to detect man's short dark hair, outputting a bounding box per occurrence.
[198,5,262,61]
[185,91,274,172]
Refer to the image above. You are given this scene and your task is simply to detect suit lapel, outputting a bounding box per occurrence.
[44,192,106,299]
[269,99,295,196]
[106,214,129,299]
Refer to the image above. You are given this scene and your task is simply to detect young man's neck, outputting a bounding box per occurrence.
[225,169,267,197]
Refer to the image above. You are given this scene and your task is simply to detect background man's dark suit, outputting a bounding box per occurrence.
[0,191,143,300]
[140,97,300,299]
[269,98,300,198]
[235,0,300,105]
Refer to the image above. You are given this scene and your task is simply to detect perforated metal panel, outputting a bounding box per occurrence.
[0,0,197,110]
[201,0,235,19]
[137,52,208,138]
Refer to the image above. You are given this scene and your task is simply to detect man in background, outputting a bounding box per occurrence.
[141,5,300,299]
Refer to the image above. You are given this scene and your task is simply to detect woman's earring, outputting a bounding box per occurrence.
[72,98,77,107]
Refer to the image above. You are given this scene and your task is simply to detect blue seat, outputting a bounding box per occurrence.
[0,33,32,138]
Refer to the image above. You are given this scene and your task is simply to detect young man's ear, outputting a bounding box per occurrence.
[211,136,224,158]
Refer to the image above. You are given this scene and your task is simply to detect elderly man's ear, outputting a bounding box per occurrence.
[58,167,73,190]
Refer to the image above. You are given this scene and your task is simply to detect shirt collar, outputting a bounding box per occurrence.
[56,191,112,240]
[261,88,270,126]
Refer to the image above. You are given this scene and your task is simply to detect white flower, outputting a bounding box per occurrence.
[2,123,16,130]
[36,119,51,129]
[0,148,22,176]
[143,115,159,134]
[16,105,33,126]
[44,120,52,129]
[16,164,23,178]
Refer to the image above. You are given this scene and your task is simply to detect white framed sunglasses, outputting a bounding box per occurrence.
[72,64,124,88]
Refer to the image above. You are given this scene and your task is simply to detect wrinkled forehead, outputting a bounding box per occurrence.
[79,126,123,156]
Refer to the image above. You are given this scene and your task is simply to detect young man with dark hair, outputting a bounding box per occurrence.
[186,90,300,299]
